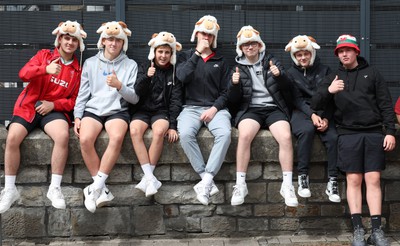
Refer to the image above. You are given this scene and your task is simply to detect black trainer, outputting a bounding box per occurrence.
[367,228,389,246]
[352,226,366,246]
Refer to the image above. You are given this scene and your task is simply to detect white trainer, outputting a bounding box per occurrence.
[96,186,114,207]
[298,174,311,198]
[231,183,248,206]
[145,177,162,197]
[83,185,101,213]
[210,181,219,196]
[280,183,299,207]
[0,187,20,213]
[135,176,147,194]
[326,178,341,203]
[47,186,66,209]
[193,181,211,205]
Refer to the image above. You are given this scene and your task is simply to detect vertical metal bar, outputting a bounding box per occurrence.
[360,0,371,61]
[116,0,125,22]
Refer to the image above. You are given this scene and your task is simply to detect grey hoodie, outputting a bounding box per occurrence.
[235,51,274,107]
[74,51,139,118]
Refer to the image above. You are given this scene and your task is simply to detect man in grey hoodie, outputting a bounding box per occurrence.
[228,26,298,207]
[73,21,139,213]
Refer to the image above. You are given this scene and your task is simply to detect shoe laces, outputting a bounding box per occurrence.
[50,187,64,199]
[353,226,365,241]
[300,175,309,188]
[284,185,296,198]
[330,180,339,194]
[232,185,242,196]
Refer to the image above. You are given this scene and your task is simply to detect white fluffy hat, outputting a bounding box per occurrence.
[52,20,87,52]
[285,35,320,66]
[96,21,132,52]
[190,15,220,48]
[236,25,265,57]
[148,31,182,65]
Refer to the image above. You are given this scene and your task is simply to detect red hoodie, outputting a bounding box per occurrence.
[13,48,81,125]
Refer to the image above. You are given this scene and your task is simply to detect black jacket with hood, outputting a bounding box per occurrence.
[311,56,396,136]
[129,61,183,130]
[227,52,293,127]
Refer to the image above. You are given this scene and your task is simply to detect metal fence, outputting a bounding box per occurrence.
[0,0,399,125]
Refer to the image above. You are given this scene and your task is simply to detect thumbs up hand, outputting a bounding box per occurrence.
[106,70,122,90]
[232,67,240,84]
[328,75,345,94]
[46,57,61,75]
[147,62,156,77]
[269,60,280,77]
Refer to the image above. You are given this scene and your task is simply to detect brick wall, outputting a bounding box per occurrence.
[0,125,399,240]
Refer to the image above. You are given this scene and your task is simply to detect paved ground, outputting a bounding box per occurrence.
[3,233,400,246]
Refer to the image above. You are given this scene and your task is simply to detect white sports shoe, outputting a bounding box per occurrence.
[280,183,299,207]
[83,185,101,213]
[47,186,66,209]
[96,186,114,207]
[145,177,162,197]
[193,181,211,205]
[0,187,20,213]
[135,176,147,193]
[326,177,341,203]
[231,183,248,206]
[210,181,219,196]
[297,174,311,198]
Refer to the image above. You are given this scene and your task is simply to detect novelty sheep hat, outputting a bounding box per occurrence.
[52,20,87,52]
[236,25,266,57]
[96,21,132,52]
[148,31,182,65]
[190,15,220,48]
[334,34,360,56]
[285,35,320,66]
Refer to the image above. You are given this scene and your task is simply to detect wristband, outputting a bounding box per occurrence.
[195,49,202,55]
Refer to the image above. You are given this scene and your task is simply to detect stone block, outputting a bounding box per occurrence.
[321,204,346,216]
[285,203,320,218]
[48,209,71,236]
[270,218,300,231]
[17,166,47,183]
[254,204,285,217]
[133,205,165,235]
[389,203,400,231]
[201,216,236,233]
[385,181,400,201]
[180,205,215,218]
[71,207,131,236]
[2,208,46,238]
[263,163,283,180]
[237,218,269,232]
[215,204,252,217]
[300,218,348,230]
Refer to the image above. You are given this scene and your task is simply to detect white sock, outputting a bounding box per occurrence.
[50,174,63,188]
[202,172,214,187]
[150,164,156,172]
[282,171,293,186]
[92,171,108,190]
[4,175,16,189]
[236,172,246,185]
[199,172,205,179]
[141,163,155,179]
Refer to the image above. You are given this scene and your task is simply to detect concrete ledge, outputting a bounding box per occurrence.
[0,125,400,241]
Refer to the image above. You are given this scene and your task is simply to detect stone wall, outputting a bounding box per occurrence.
[0,125,399,241]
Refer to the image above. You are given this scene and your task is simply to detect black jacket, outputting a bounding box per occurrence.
[311,56,396,135]
[176,49,229,110]
[227,52,293,127]
[287,57,332,119]
[129,61,183,130]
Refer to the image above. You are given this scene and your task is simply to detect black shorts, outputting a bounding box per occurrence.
[239,106,288,129]
[8,112,68,133]
[337,132,386,173]
[131,110,168,127]
[83,111,130,125]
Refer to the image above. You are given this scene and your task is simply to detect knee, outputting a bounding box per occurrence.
[129,127,142,140]
[178,129,195,143]
[152,128,167,140]
[53,130,69,146]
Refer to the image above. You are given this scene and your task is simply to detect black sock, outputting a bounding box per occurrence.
[351,213,363,229]
[371,215,382,231]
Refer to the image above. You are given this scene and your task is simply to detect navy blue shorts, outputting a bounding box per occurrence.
[8,112,67,133]
[238,106,288,129]
[337,132,386,173]
[131,110,168,127]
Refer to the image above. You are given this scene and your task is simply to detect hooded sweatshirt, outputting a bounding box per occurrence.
[311,56,396,135]
[74,51,139,118]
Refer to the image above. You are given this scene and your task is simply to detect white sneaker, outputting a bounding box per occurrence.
[298,174,311,198]
[135,176,147,194]
[145,177,162,197]
[83,185,101,213]
[0,187,20,213]
[210,181,219,196]
[326,177,341,203]
[280,183,299,207]
[231,183,248,206]
[96,186,114,207]
[193,181,211,205]
[47,186,66,209]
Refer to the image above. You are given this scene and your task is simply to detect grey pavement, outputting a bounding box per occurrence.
[4,233,400,246]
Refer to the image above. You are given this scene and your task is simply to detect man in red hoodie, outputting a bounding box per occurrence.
[0,20,86,213]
